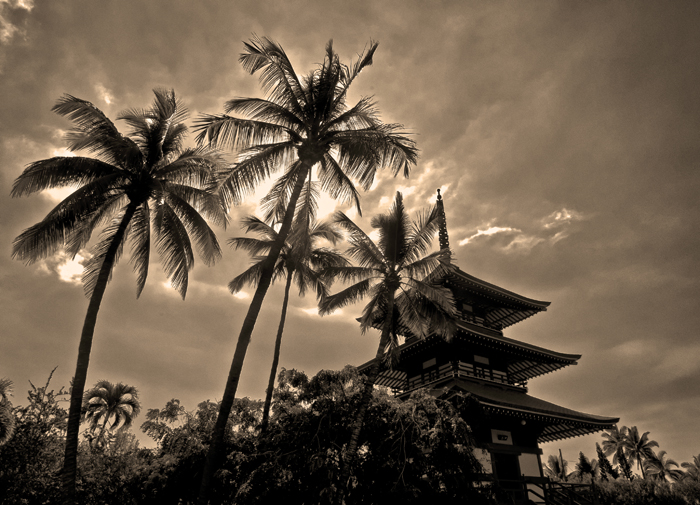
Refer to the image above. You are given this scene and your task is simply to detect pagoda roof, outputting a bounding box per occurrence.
[446,268,550,328]
[428,378,619,443]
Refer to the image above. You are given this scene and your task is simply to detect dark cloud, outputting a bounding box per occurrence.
[1,0,699,467]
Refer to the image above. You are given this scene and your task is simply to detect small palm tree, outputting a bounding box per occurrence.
[644,450,683,482]
[228,215,348,432]
[11,89,227,504]
[0,378,15,446]
[82,380,141,449]
[195,37,417,504]
[681,454,700,481]
[544,453,570,482]
[319,192,456,504]
[602,425,628,466]
[624,426,659,478]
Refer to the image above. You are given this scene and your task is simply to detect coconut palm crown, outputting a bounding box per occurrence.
[11,89,227,504]
[319,191,456,503]
[195,38,417,503]
[82,380,141,448]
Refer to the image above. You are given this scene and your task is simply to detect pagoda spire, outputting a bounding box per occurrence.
[436,189,451,263]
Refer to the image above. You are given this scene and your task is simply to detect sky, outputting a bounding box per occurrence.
[1,0,699,469]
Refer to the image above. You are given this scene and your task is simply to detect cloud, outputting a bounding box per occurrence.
[0,0,33,44]
[232,291,249,300]
[543,208,585,228]
[94,83,113,105]
[459,226,520,246]
[57,254,84,284]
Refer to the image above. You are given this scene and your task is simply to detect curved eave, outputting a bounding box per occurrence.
[449,269,550,310]
[455,325,580,381]
[485,405,619,444]
[436,379,619,444]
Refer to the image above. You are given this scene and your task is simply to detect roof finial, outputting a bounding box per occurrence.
[435,188,450,262]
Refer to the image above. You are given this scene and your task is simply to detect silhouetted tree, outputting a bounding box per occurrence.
[11,89,226,504]
[82,381,141,449]
[194,37,417,504]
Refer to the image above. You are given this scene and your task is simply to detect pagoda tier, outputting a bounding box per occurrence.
[365,327,580,393]
[434,379,619,443]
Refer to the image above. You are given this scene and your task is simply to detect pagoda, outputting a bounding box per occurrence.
[358,190,618,504]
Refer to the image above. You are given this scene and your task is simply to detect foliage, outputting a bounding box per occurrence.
[0,377,15,445]
[682,454,700,482]
[0,369,68,504]
[594,478,700,505]
[570,451,598,483]
[597,442,619,481]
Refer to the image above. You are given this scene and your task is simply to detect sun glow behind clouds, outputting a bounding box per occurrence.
[56,253,85,285]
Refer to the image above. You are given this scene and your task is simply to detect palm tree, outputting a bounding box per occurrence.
[0,378,15,446]
[602,425,628,466]
[544,453,570,482]
[644,450,683,482]
[624,426,659,479]
[228,215,348,432]
[319,192,456,504]
[681,454,700,481]
[82,380,140,448]
[11,89,227,504]
[194,37,417,503]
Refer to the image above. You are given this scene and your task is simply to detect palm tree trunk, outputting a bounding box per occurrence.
[260,270,293,434]
[335,295,394,505]
[61,202,138,505]
[198,165,311,505]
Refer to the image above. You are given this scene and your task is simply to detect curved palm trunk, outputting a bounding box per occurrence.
[335,295,394,505]
[61,202,138,505]
[198,165,311,505]
[260,270,293,434]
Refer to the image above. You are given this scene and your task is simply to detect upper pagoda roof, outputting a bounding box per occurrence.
[446,268,550,329]
[431,378,619,443]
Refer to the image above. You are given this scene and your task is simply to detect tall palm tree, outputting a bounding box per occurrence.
[319,192,456,504]
[82,380,140,449]
[624,426,659,479]
[0,378,15,446]
[681,454,700,481]
[228,214,348,432]
[644,450,683,482]
[194,37,417,503]
[11,89,227,504]
[570,451,598,483]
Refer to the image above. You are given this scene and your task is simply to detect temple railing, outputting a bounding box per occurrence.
[404,360,524,393]
[497,480,597,505]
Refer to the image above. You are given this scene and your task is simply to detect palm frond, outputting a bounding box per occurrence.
[52,95,142,166]
[82,212,130,298]
[239,35,307,119]
[224,97,304,131]
[129,202,151,298]
[317,153,362,215]
[11,157,120,197]
[153,202,194,299]
[319,278,372,315]
[162,192,222,267]
[229,261,266,293]
[216,141,296,209]
[193,114,290,150]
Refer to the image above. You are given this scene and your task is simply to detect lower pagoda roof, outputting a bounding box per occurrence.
[428,378,619,443]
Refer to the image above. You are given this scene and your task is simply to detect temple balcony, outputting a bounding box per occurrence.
[399,360,528,396]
